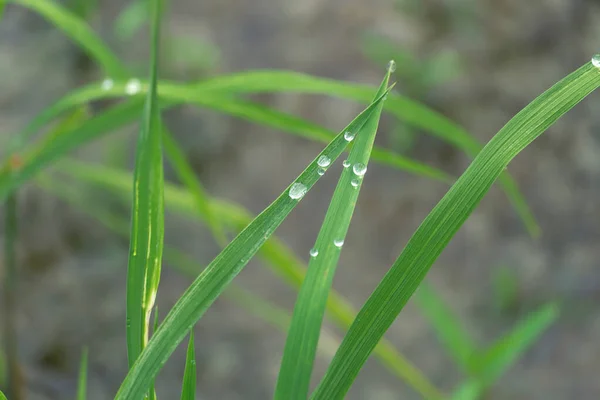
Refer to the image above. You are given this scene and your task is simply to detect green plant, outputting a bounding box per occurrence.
[1,0,598,399]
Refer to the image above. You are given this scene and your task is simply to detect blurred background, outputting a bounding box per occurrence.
[1,0,600,399]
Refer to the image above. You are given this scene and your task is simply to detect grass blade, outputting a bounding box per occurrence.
[474,303,558,387]
[114,86,390,400]
[8,0,126,78]
[416,281,476,374]
[180,332,196,400]
[125,0,163,371]
[0,390,6,400]
[275,65,392,399]
[162,130,228,246]
[42,161,440,397]
[311,61,600,400]
[77,347,88,400]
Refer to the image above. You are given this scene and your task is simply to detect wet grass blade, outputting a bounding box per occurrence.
[8,0,126,78]
[310,61,600,400]
[416,281,476,374]
[114,87,390,400]
[180,332,196,400]
[77,347,88,400]
[275,65,393,400]
[126,0,163,372]
[44,160,439,397]
[474,303,558,387]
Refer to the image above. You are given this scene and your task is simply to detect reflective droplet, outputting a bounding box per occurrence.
[387,60,396,73]
[318,168,325,176]
[101,78,114,91]
[125,78,142,95]
[592,54,600,68]
[351,178,359,188]
[343,160,351,168]
[309,248,319,257]
[317,155,331,168]
[344,131,356,141]
[353,163,367,176]
[288,182,307,200]
[333,239,344,248]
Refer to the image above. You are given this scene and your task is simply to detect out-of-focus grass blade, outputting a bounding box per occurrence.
[126,0,163,373]
[8,0,126,78]
[0,389,6,400]
[416,281,476,374]
[0,98,145,201]
[162,130,228,246]
[0,1,6,19]
[114,88,390,400]
[114,0,148,40]
[311,61,600,400]
[180,332,196,400]
[9,81,450,185]
[474,303,558,387]
[275,65,393,400]
[450,380,481,400]
[77,347,88,400]
[45,160,439,397]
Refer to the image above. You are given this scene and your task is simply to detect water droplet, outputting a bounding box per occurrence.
[125,78,142,95]
[344,131,356,141]
[351,178,359,188]
[387,60,396,73]
[309,248,319,257]
[343,160,351,168]
[318,168,325,176]
[353,163,367,176]
[101,78,114,91]
[317,155,331,168]
[289,182,307,200]
[333,239,344,248]
[592,54,600,68]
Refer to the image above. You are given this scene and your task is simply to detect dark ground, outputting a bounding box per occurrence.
[1,0,600,399]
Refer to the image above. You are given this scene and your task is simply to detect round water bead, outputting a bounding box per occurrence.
[288,182,308,200]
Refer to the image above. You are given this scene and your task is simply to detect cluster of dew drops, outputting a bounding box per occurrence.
[100,77,143,95]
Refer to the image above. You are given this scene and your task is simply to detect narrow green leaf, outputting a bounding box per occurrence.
[43,161,440,398]
[0,0,7,19]
[0,389,6,400]
[8,0,126,78]
[180,331,196,400]
[450,380,481,400]
[77,347,88,400]
[114,87,391,400]
[416,281,476,373]
[126,0,163,372]
[474,303,558,386]
[311,61,600,400]
[275,65,392,400]
[162,130,228,247]
[114,0,148,40]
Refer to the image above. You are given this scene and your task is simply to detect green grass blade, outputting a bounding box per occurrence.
[275,65,392,400]
[0,390,6,400]
[7,80,450,186]
[44,160,440,398]
[126,0,163,370]
[114,87,390,400]
[0,0,6,19]
[192,70,537,236]
[180,332,196,400]
[149,307,159,400]
[311,61,600,400]
[77,347,88,400]
[162,130,228,247]
[474,303,558,387]
[416,281,476,373]
[8,0,126,78]
[450,380,481,400]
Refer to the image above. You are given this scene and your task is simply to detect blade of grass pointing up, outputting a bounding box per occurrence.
[44,160,440,398]
[275,63,393,400]
[180,332,196,400]
[77,347,88,400]
[114,85,391,400]
[0,390,6,400]
[311,60,600,400]
[126,0,163,371]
